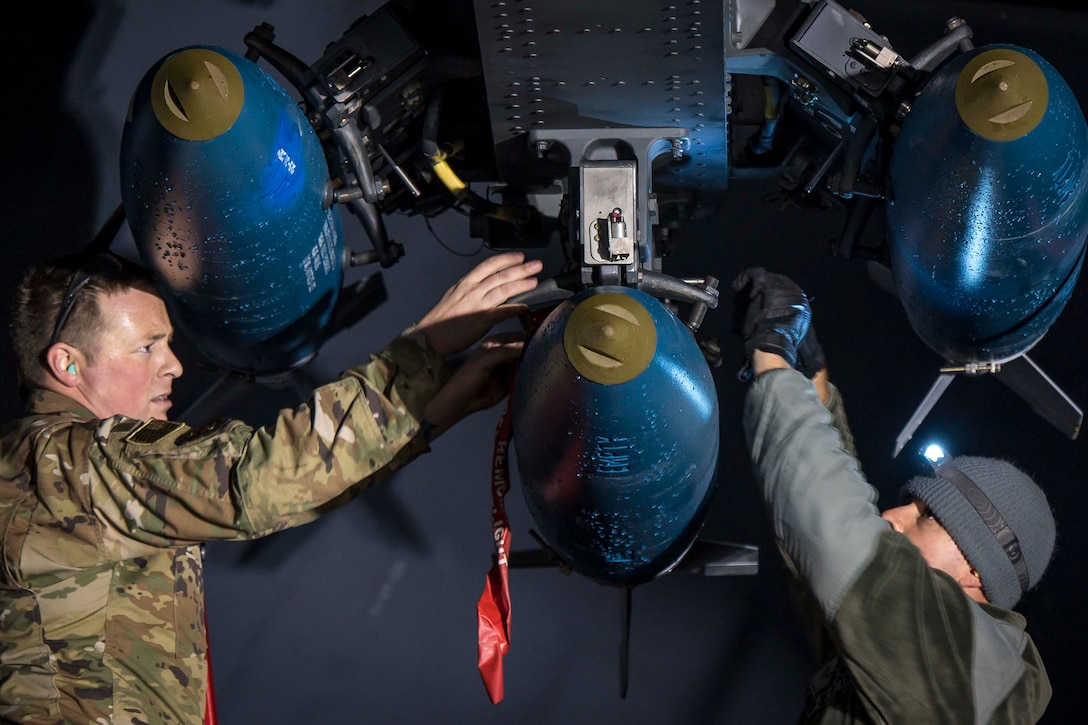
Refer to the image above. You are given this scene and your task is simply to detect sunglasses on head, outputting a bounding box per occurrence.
[48,253,126,348]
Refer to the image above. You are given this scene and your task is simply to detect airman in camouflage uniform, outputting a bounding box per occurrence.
[1,251,541,724]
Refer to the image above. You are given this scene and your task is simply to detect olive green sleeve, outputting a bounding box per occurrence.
[830,533,1050,724]
[822,382,857,460]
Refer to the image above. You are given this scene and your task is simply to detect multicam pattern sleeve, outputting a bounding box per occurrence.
[88,330,449,545]
[0,331,449,724]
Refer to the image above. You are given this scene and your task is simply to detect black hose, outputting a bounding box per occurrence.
[421,87,443,159]
[909,23,973,73]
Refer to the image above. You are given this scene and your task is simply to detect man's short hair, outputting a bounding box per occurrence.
[9,257,158,389]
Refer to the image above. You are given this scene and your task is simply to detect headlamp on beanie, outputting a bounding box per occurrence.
[922,443,948,469]
[904,451,1056,609]
[931,460,1030,593]
[918,444,1029,594]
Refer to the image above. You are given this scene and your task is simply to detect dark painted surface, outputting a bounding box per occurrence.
[3,2,1085,723]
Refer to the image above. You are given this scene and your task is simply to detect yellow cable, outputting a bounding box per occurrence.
[427,149,467,194]
[432,159,467,194]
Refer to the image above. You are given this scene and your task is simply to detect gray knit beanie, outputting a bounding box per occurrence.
[904,456,1055,609]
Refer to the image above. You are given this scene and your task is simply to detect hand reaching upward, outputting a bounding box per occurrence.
[416,252,543,358]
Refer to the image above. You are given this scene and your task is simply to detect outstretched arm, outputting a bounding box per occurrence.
[415,251,543,358]
[420,331,526,440]
[754,349,832,407]
[413,252,543,439]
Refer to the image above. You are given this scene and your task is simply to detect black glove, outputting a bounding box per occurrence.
[795,324,826,379]
[731,267,811,377]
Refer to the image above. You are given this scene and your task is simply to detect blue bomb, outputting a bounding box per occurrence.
[887,44,1088,364]
[512,287,720,586]
[121,45,343,376]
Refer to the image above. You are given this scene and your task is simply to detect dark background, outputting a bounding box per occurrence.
[4,1,1086,723]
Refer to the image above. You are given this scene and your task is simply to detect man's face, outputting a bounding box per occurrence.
[881,497,976,585]
[77,288,183,421]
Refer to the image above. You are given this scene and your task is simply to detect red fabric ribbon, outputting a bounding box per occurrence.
[204,604,218,725]
[477,402,513,704]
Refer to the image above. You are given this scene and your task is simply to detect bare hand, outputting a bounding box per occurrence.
[416,252,542,358]
[421,333,526,439]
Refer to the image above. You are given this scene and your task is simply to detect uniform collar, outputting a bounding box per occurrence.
[979,599,1029,629]
[25,387,96,420]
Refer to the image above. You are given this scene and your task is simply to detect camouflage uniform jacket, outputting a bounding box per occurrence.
[744,370,1051,724]
[0,331,449,724]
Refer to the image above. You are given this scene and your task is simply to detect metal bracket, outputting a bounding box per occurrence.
[529,126,689,281]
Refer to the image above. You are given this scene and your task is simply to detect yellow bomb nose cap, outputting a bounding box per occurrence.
[152,48,244,141]
[564,292,657,385]
[956,48,1048,141]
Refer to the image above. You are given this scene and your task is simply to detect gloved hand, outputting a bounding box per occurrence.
[731,268,811,377]
[795,324,826,379]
